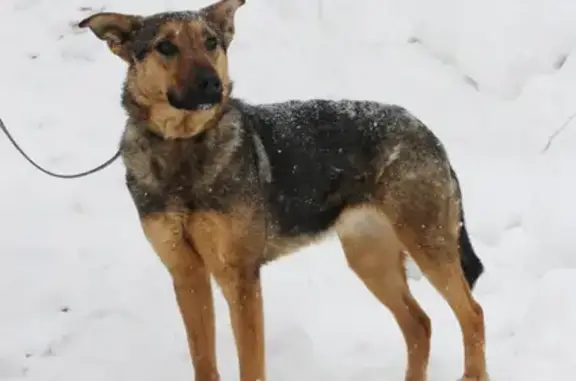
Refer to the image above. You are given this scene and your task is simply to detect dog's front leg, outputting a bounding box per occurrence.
[213,264,265,381]
[141,213,219,381]
[172,261,218,381]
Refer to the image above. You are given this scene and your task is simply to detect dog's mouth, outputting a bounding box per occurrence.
[167,89,222,111]
[196,102,218,111]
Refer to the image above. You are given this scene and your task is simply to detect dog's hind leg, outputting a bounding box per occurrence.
[337,207,432,381]
[377,175,488,381]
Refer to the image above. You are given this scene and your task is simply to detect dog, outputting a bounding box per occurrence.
[79,1,487,380]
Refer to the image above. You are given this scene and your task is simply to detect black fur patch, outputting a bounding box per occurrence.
[230,99,396,236]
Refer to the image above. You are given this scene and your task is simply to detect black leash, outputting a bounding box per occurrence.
[0,117,121,179]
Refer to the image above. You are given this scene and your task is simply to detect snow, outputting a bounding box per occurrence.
[1,0,575,379]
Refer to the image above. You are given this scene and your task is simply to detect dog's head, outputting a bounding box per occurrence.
[79,0,245,138]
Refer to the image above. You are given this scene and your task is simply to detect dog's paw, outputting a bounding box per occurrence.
[458,374,490,381]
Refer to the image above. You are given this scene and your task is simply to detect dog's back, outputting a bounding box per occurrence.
[234,98,409,235]
[234,97,484,288]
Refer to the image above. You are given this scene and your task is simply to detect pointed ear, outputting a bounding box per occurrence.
[78,12,143,62]
[201,0,245,48]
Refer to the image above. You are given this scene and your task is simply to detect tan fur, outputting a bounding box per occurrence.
[142,213,219,381]
[80,6,235,140]
[336,198,486,381]
[143,208,266,381]
[126,20,232,139]
[337,206,432,381]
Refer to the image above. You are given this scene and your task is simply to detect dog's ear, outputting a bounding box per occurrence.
[78,12,143,62]
[201,0,245,48]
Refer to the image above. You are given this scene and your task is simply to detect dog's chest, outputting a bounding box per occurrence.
[124,140,210,214]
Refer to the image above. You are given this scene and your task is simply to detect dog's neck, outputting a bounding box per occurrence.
[121,82,235,140]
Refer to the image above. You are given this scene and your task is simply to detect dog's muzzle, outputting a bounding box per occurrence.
[168,69,223,111]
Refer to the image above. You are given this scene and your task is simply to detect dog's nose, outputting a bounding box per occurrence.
[167,68,223,110]
[198,71,222,96]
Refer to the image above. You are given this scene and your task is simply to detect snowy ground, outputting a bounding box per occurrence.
[1,0,576,379]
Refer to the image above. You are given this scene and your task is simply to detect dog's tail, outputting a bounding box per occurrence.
[449,166,484,290]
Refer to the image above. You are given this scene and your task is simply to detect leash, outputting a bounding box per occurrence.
[0,118,120,179]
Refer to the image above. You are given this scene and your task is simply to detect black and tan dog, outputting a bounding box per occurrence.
[79,1,487,380]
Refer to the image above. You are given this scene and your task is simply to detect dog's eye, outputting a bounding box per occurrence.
[155,40,179,57]
[204,36,218,51]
